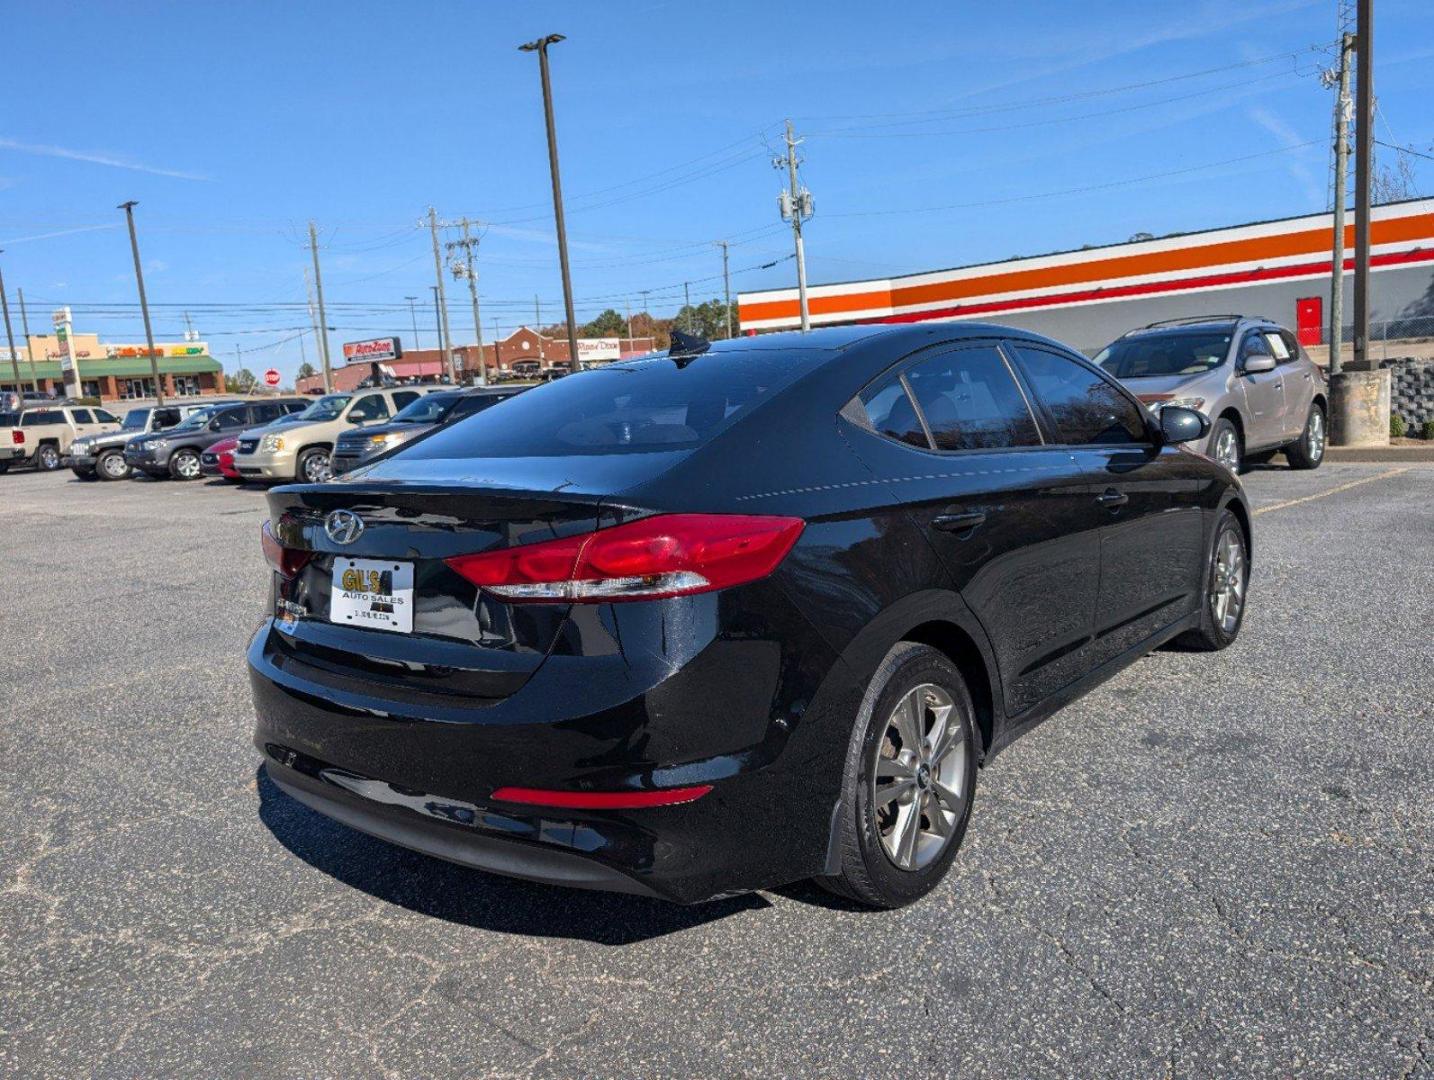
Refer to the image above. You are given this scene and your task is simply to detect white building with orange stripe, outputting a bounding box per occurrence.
[738,198,1434,353]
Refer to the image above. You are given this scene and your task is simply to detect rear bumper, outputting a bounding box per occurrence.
[248,593,848,903]
[2,446,24,462]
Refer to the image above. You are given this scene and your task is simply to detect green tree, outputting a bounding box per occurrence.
[581,308,627,337]
[225,368,257,394]
[672,298,739,340]
[296,361,317,380]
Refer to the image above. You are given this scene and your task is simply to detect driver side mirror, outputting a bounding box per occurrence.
[348,415,365,425]
[1243,354,1276,374]
[1159,405,1211,445]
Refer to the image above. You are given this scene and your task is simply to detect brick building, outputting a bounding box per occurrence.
[295,327,657,393]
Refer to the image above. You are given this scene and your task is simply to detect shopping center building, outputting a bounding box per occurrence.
[737,198,1434,354]
[1,329,224,402]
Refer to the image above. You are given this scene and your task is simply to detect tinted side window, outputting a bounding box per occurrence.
[392,391,421,410]
[215,408,247,430]
[903,346,1040,451]
[252,403,279,423]
[94,409,120,423]
[153,409,181,429]
[283,402,308,414]
[69,408,94,424]
[859,377,929,449]
[349,395,390,422]
[1009,346,1148,446]
[1272,330,1300,365]
[22,410,63,426]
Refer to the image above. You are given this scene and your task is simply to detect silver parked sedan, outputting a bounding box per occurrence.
[1096,315,1328,473]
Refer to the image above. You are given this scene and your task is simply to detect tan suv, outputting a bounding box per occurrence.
[3,405,123,472]
[232,387,431,483]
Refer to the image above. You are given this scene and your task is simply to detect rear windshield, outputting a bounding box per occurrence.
[402,352,817,459]
[1097,332,1232,378]
[391,393,462,424]
[0,411,16,426]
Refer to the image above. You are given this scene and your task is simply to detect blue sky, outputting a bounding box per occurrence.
[2,0,1431,382]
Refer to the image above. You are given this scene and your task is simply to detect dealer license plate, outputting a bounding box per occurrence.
[330,558,414,634]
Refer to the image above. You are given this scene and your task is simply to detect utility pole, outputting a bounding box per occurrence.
[118,202,165,405]
[684,281,692,331]
[1325,30,1355,375]
[717,239,733,338]
[626,297,634,344]
[429,286,444,374]
[1351,0,1374,371]
[427,207,455,382]
[446,219,488,385]
[307,221,334,394]
[404,295,421,351]
[303,267,326,392]
[18,285,38,390]
[519,34,581,371]
[774,119,814,331]
[182,310,196,342]
[535,296,545,361]
[0,254,23,392]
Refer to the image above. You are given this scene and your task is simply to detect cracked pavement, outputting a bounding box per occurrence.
[1,462,1430,1078]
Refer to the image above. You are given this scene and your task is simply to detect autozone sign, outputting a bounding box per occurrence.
[342,337,402,363]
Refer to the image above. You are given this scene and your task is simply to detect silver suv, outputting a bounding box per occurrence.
[1096,316,1327,473]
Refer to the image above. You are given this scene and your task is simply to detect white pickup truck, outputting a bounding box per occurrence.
[0,405,122,473]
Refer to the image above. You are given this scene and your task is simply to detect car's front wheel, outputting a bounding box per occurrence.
[297,447,332,483]
[169,448,202,481]
[1210,417,1242,474]
[1172,509,1249,651]
[818,642,978,909]
[1285,403,1326,470]
[97,450,130,481]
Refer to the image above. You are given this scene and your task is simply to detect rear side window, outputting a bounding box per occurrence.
[213,408,247,431]
[69,409,94,424]
[860,378,928,448]
[22,410,63,426]
[94,409,120,423]
[1009,346,1148,446]
[903,346,1040,451]
[392,390,421,410]
[404,351,820,459]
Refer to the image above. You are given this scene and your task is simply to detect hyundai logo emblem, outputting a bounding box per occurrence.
[324,509,365,545]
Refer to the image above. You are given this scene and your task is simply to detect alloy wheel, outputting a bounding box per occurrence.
[100,453,128,479]
[174,452,200,479]
[1214,428,1240,472]
[302,452,332,483]
[1306,409,1325,461]
[870,683,967,871]
[1210,528,1247,634]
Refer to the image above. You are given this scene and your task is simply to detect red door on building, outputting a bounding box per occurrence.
[1295,296,1323,346]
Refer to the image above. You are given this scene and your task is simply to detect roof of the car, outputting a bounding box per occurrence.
[1120,316,1285,339]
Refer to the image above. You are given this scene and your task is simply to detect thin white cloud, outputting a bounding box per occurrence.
[0,223,121,245]
[0,137,211,181]
[1248,106,1324,205]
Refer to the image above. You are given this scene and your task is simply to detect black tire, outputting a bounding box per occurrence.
[1285,402,1326,471]
[34,443,61,471]
[0,460,10,474]
[169,448,202,481]
[96,450,130,481]
[296,447,332,484]
[1171,509,1249,652]
[1209,417,1242,474]
[818,642,979,909]
[70,467,96,480]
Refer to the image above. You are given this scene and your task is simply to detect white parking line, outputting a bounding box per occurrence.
[1253,467,1411,516]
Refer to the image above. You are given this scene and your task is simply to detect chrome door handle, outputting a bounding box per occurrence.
[931,511,986,535]
[1097,489,1129,509]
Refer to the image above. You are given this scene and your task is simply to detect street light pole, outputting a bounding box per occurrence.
[18,286,38,390]
[405,295,421,351]
[0,254,23,393]
[118,202,165,405]
[519,34,580,372]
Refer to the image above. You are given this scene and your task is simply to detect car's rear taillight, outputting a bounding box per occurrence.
[444,513,804,603]
[261,520,313,579]
[10,431,22,445]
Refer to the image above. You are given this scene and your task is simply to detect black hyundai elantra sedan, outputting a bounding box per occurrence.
[249,323,1250,907]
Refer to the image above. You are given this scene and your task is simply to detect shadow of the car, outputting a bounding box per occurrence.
[255,765,770,944]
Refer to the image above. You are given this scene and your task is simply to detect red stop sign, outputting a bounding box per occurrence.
[263,368,281,388]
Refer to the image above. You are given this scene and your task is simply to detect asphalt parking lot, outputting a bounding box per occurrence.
[1,463,1430,1078]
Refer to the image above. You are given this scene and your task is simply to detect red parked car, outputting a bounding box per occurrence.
[200,435,242,482]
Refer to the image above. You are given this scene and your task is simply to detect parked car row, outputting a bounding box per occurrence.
[0,384,528,488]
